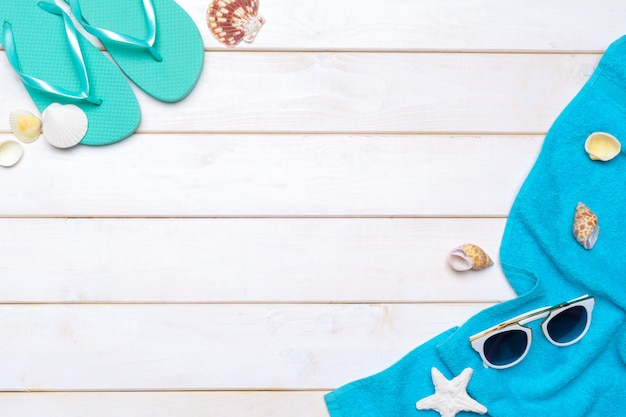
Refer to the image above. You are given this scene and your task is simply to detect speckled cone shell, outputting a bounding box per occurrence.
[448,244,494,271]
[573,202,599,250]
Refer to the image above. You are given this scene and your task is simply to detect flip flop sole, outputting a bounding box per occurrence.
[0,1,140,146]
[78,0,205,103]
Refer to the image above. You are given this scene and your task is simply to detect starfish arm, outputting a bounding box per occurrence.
[451,368,474,391]
[430,367,447,390]
[456,395,488,414]
[416,394,438,410]
[416,397,456,417]
[416,367,488,417]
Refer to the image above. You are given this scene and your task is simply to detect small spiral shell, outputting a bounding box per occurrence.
[448,244,494,271]
[573,202,599,249]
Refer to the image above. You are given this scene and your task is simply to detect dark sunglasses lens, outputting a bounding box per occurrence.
[483,329,528,367]
[547,305,588,343]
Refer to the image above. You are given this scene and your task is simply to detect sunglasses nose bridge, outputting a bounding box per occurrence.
[518,310,551,326]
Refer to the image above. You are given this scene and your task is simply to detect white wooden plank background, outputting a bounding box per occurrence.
[0,0,608,414]
[0,54,595,133]
[0,134,541,216]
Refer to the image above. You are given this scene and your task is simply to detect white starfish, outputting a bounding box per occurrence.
[416,367,487,417]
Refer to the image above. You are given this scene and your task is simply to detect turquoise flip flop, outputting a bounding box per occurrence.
[66,0,205,103]
[0,1,140,146]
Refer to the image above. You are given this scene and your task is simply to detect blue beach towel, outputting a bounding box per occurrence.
[325,35,626,416]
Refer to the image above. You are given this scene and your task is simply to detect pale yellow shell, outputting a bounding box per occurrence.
[448,244,494,271]
[0,140,24,167]
[573,202,599,250]
[585,132,621,161]
[9,109,42,143]
[41,104,88,149]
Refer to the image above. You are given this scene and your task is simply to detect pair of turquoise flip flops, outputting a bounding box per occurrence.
[0,0,204,146]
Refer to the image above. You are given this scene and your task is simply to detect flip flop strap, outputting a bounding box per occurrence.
[2,3,102,105]
[68,0,162,62]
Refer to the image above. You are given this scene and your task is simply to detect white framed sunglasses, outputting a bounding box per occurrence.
[469,294,595,369]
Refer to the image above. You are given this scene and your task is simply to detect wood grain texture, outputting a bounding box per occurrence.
[1,0,625,52]
[0,53,596,134]
[0,0,601,414]
[181,0,625,52]
[0,392,330,417]
[0,303,490,391]
[0,218,515,303]
[0,134,540,216]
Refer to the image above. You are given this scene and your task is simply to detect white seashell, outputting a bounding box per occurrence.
[585,132,621,161]
[0,140,24,167]
[41,103,88,149]
[9,109,42,143]
[448,244,494,272]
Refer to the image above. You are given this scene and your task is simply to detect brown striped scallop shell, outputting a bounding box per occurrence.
[207,0,265,47]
